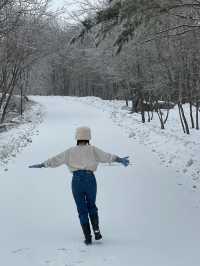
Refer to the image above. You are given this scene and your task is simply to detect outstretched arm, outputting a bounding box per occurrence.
[93,146,117,163]
[93,146,130,167]
[29,150,69,169]
[29,163,45,168]
[114,156,130,167]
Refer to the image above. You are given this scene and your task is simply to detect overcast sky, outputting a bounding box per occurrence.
[50,0,99,13]
[50,0,78,12]
[49,0,100,24]
[48,0,81,24]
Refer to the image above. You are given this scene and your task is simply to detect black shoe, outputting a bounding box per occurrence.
[84,237,92,245]
[81,223,92,245]
[90,213,102,240]
[94,230,102,240]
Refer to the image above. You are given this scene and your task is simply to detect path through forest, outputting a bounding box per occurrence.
[0,96,199,266]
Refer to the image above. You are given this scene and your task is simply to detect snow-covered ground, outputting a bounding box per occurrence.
[76,97,200,188]
[0,96,200,266]
[0,101,44,168]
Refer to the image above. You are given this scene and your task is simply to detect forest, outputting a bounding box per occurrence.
[1,0,200,134]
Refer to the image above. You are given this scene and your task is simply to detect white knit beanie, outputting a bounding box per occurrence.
[75,127,91,140]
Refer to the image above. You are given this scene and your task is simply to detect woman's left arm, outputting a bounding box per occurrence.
[93,146,130,167]
[93,146,117,163]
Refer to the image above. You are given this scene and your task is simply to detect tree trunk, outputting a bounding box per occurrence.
[131,97,139,113]
[0,69,8,110]
[178,103,186,133]
[20,85,23,116]
[0,67,20,123]
[164,108,170,124]
[147,110,151,122]
[189,102,195,128]
[151,111,154,120]
[196,101,199,130]
[0,85,15,123]
[157,109,165,129]
[139,98,145,123]
[178,102,190,134]
[164,100,170,124]
[0,91,7,110]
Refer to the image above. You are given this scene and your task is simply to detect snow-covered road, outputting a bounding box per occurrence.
[0,96,200,266]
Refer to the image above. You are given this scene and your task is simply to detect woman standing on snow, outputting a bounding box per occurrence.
[29,127,129,245]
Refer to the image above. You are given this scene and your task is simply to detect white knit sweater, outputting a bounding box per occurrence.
[44,145,117,172]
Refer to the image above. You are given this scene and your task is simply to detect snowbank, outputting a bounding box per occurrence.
[73,97,200,184]
[0,100,44,169]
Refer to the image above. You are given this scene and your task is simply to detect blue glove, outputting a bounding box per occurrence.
[29,163,45,168]
[115,156,130,167]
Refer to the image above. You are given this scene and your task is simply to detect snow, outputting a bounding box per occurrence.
[0,96,200,266]
[0,101,44,168]
[75,97,200,186]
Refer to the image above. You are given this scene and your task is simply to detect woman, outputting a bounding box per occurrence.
[29,127,129,245]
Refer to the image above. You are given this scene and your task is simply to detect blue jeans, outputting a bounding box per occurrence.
[72,170,98,225]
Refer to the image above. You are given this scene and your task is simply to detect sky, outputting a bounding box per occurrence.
[49,0,100,24]
[51,0,68,10]
[50,0,78,13]
[48,0,81,23]
[50,0,99,13]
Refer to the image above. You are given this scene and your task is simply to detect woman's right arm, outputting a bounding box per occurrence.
[43,150,68,168]
[29,149,69,168]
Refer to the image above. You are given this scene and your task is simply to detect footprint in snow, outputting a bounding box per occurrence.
[11,248,30,254]
[57,248,69,252]
[129,132,136,138]
[44,260,53,264]
[73,260,84,264]
[79,249,86,253]
[186,159,194,167]
[103,256,118,264]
